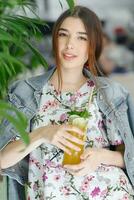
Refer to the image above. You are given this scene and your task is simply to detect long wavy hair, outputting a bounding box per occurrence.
[52,6,103,89]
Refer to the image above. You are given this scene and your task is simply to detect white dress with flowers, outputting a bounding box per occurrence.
[27,80,133,200]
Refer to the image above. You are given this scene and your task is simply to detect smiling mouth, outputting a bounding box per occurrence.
[63,53,77,60]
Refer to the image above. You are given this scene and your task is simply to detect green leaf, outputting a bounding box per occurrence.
[66,0,75,11]
[58,0,64,9]
[67,108,91,119]
[2,61,13,77]
[0,101,29,145]
[0,64,7,86]
[25,40,48,69]
[0,53,25,68]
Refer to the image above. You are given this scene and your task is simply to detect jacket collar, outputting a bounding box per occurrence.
[25,66,109,92]
[25,66,113,116]
[25,66,55,91]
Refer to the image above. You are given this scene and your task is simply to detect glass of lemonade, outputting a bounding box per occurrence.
[62,115,88,165]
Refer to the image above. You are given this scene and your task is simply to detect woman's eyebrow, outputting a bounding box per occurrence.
[58,28,68,32]
[77,32,87,35]
[58,28,87,35]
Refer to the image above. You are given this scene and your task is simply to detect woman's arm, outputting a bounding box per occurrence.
[64,145,125,176]
[0,127,47,169]
[0,124,84,169]
[99,144,125,168]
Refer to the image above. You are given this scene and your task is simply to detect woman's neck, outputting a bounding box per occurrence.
[50,68,87,92]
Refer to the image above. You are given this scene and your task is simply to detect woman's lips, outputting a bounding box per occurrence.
[63,53,77,61]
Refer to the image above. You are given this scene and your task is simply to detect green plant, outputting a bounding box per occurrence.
[0,0,75,144]
[0,0,48,98]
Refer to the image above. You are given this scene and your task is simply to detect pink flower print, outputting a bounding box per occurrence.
[90,187,100,197]
[29,157,34,164]
[52,88,60,96]
[114,140,123,145]
[108,119,111,123]
[80,184,89,192]
[80,177,92,193]
[60,186,71,196]
[29,157,41,169]
[76,91,83,98]
[119,175,127,186]
[56,164,63,169]
[45,159,52,167]
[122,193,130,200]
[84,180,88,185]
[97,164,110,172]
[35,161,41,170]
[69,95,77,103]
[60,113,68,122]
[33,182,39,191]
[42,172,48,182]
[87,80,95,87]
[100,189,108,198]
[51,99,58,107]
[55,164,63,173]
[87,175,95,181]
[95,136,104,143]
[53,174,61,181]
[42,100,58,112]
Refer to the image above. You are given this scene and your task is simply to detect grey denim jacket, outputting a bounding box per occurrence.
[0,67,134,187]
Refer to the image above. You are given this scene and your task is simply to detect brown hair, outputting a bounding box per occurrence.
[52,6,103,87]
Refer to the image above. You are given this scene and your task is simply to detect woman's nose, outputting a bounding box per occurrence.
[66,43,73,49]
[66,38,74,49]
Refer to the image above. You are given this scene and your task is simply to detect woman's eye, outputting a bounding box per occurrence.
[58,32,67,37]
[78,36,87,41]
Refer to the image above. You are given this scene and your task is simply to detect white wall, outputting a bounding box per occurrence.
[23,0,134,39]
[35,0,134,21]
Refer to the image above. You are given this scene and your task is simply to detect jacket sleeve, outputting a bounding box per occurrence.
[0,80,32,185]
[124,91,134,186]
[0,80,22,149]
[127,93,134,137]
[0,79,35,149]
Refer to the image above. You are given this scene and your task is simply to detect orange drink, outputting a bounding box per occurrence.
[62,115,88,165]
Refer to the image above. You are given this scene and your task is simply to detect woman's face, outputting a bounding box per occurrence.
[57,17,88,71]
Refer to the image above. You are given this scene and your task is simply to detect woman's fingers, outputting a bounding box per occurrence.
[80,148,92,159]
[63,131,84,145]
[50,124,85,152]
[58,136,81,151]
[64,160,92,176]
[57,142,71,155]
[65,125,84,136]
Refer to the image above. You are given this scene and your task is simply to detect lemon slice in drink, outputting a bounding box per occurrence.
[72,117,88,130]
[68,115,79,124]
[72,116,88,141]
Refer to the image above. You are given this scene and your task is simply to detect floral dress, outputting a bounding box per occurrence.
[27,80,134,200]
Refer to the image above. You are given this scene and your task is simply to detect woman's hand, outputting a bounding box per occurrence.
[64,146,125,176]
[41,124,84,155]
[64,147,102,176]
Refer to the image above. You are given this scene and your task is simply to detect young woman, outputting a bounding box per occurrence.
[0,6,134,200]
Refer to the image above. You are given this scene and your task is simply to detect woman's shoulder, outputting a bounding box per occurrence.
[8,66,55,94]
[9,73,48,94]
[98,75,128,91]
[84,68,129,98]
[96,76,129,102]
